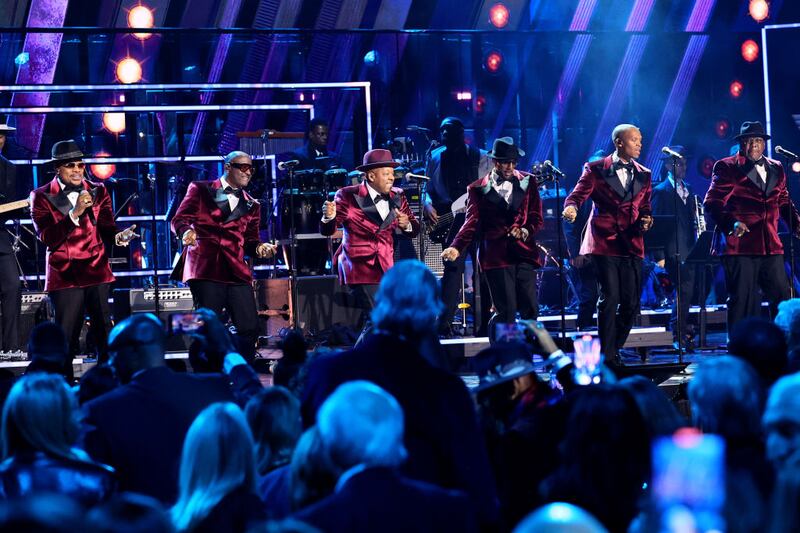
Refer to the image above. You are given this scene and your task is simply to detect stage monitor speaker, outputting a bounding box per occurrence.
[256,276,362,337]
[112,288,195,351]
[19,292,53,349]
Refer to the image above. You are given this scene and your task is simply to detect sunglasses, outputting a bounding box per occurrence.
[229,162,254,172]
[60,162,85,169]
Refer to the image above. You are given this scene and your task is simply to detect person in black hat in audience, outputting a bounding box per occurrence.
[442,137,543,327]
[651,145,701,350]
[424,117,491,336]
[0,123,22,352]
[704,121,800,330]
[30,140,139,361]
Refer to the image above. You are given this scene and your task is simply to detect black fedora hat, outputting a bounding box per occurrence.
[734,121,771,141]
[487,137,525,161]
[49,139,85,166]
[472,341,537,393]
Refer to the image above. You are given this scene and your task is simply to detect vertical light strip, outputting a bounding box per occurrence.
[644,35,709,174]
[569,0,598,31]
[762,25,773,155]
[9,0,70,157]
[531,34,593,163]
[586,35,649,157]
[625,0,656,31]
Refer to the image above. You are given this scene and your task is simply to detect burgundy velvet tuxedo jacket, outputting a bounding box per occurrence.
[171,179,261,284]
[564,155,652,258]
[449,170,543,271]
[31,178,117,292]
[320,182,419,285]
[704,153,800,256]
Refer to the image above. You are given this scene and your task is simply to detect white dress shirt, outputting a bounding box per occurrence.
[219,177,240,211]
[611,152,633,190]
[668,177,689,204]
[754,159,767,183]
[58,179,83,226]
[491,170,514,204]
[366,182,391,220]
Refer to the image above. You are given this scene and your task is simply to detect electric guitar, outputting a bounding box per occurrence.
[0,199,29,215]
[426,193,468,245]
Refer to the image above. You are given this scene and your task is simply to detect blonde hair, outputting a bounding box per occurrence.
[171,403,256,532]
[1,373,82,461]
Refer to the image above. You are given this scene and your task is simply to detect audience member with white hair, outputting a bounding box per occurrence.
[295,381,475,532]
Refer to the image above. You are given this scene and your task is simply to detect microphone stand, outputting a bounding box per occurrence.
[553,171,567,341]
[147,171,161,319]
[777,150,799,297]
[260,130,277,280]
[668,161,684,361]
[283,161,300,328]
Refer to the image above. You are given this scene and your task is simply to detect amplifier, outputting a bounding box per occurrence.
[113,288,195,320]
[19,292,52,349]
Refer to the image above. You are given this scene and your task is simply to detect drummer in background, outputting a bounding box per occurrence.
[290,118,341,172]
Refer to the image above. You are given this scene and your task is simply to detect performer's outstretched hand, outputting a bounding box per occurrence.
[732,221,750,238]
[114,224,140,247]
[182,229,197,246]
[256,241,278,258]
[509,226,529,241]
[441,247,459,262]
[639,215,653,232]
[395,208,410,229]
[562,205,577,223]
[322,200,336,219]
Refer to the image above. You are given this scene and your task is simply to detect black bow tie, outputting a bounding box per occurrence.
[224,186,243,198]
[754,159,766,167]
[615,161,635,172]
[374,193,390,203]
[63,184,84,194]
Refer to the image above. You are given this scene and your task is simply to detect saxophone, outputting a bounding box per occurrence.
[693,194,706,239]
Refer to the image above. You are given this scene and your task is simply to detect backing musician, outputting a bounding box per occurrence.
[0,123,21,351]
[424,117,491,336]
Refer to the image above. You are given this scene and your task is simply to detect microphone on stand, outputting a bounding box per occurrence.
[405,173,430,181]
[277,160,300,171]
[776,146,800,160]
[661,146,685,160]
[543,160,565,178]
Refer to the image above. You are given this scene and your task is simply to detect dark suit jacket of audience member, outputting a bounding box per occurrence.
[82,365,261,504]
[294,467,476,533]
[301,333,499,528]
[0,451,115,508]
[257,464,292,520]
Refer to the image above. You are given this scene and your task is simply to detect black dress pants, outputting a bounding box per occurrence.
[664,257,697,339]
[188,280,259,358]
[721,254,789,332]
[50,283,112,362]
[593,255,642,358]
[0,253,21,350]
[484,263,538,324]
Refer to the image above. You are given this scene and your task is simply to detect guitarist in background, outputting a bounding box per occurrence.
[0,124,21,351]
[424,117,491,336]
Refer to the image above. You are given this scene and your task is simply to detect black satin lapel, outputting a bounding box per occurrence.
[605,167,627,198]
[509,180,525,212]
[45,192,73,216]
[226,198,252,222]
[632,170,643,198]
[484,187,505,208]
[739,161,764,190]
[355,193,383,227]
[208,184,232,220]
[379,207,397,231]
[765,163,779,196]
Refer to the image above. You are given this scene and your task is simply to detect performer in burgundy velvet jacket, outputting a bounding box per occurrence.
[171,151,276,357]
[442,137,543,324]
[320,149,419,315]
[704,121,800,329]
[31,140,138,360]
[563,124,653,363]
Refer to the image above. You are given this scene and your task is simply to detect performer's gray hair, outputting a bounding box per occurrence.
[224,151,250,165]
[611,124,639,145]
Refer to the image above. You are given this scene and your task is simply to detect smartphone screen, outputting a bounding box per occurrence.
[169,312,203,335]
[494,322,526,344]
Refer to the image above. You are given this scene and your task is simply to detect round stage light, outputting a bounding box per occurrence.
[749,0,769,23]
[475,95,486,114]
[489,3,510,29]
[484,51,503,73]
[116,57,142,84]
[715,119,731,139]
[90,153,116,181]
[128,5,155,40]
[729,80,744,99]
[792,161,800,174]
[741,39,760,63]
[102,112,126,134]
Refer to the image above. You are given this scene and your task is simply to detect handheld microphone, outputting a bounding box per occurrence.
[775,146,800,160]
[277,160,300,171]
[661,146,685,160]
[543,160,565,178]
[405,173,430,181]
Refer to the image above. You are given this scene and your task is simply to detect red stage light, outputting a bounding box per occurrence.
[475,95,486,114]
[90,153,116,181]
[128,4,155,40]
[699,156,715,178]
[484,51,503,73]
[715,119,731,139]
[792,161,800,174]
[489,3,510,29]
[741,39,760,62]
[102,112,126,134]
[116,57,143,84]
[729,80,744,98]
[749,0,769,23]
